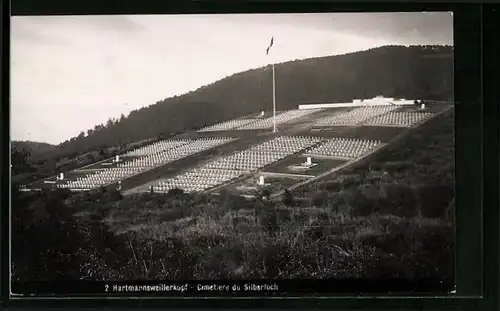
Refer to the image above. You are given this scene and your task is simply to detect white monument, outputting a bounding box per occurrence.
[305,157,312,166]
[115,155,120,162]
[258,175,265,186]
[59,173,64,180]
[421,103,426,110]
[260,111,265,117]
[289,156,317,171]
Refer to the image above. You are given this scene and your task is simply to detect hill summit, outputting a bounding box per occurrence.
[43,45,454,161]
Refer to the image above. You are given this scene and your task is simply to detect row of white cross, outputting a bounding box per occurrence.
[57,137,234,190]
[153,135,323,193]
[307,138,382,158]
[153,135,392,193]
[365,112,434,127]
[198,109,324,132]
[315,105,400,126]
[237,109,323,130]
[316,105,434,127]
[125,139,191,156]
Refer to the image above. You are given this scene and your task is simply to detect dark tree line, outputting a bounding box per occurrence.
[23,45,453,164]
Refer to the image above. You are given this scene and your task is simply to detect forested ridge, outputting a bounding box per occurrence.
[15,45,453,165]
[11,141,57,177]
[11,141,57,158]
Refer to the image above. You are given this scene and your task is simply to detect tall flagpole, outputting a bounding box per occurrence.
[266,36,276,133]
[272,63,276,132]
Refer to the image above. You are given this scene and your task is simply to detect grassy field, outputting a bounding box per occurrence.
[225,175,311,197]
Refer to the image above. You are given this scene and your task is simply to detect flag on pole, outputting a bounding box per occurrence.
[266,36,274,55]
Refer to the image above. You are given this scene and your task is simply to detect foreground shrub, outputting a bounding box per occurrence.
[416,184,454,219]
[13,168,455,285]
[380,184,418,217]
[11,191,88,281]
[357,217,454,280]
[348,189,375,217]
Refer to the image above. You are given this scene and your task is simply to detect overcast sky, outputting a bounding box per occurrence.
[11,12,453,144]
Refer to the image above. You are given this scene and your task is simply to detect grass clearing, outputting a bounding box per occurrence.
[263,156,348,176]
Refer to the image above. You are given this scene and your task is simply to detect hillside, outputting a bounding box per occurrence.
[43,45,453,160]
[11,107,455,286]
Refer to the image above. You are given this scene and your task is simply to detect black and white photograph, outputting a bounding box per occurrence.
[11,12,455,295]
